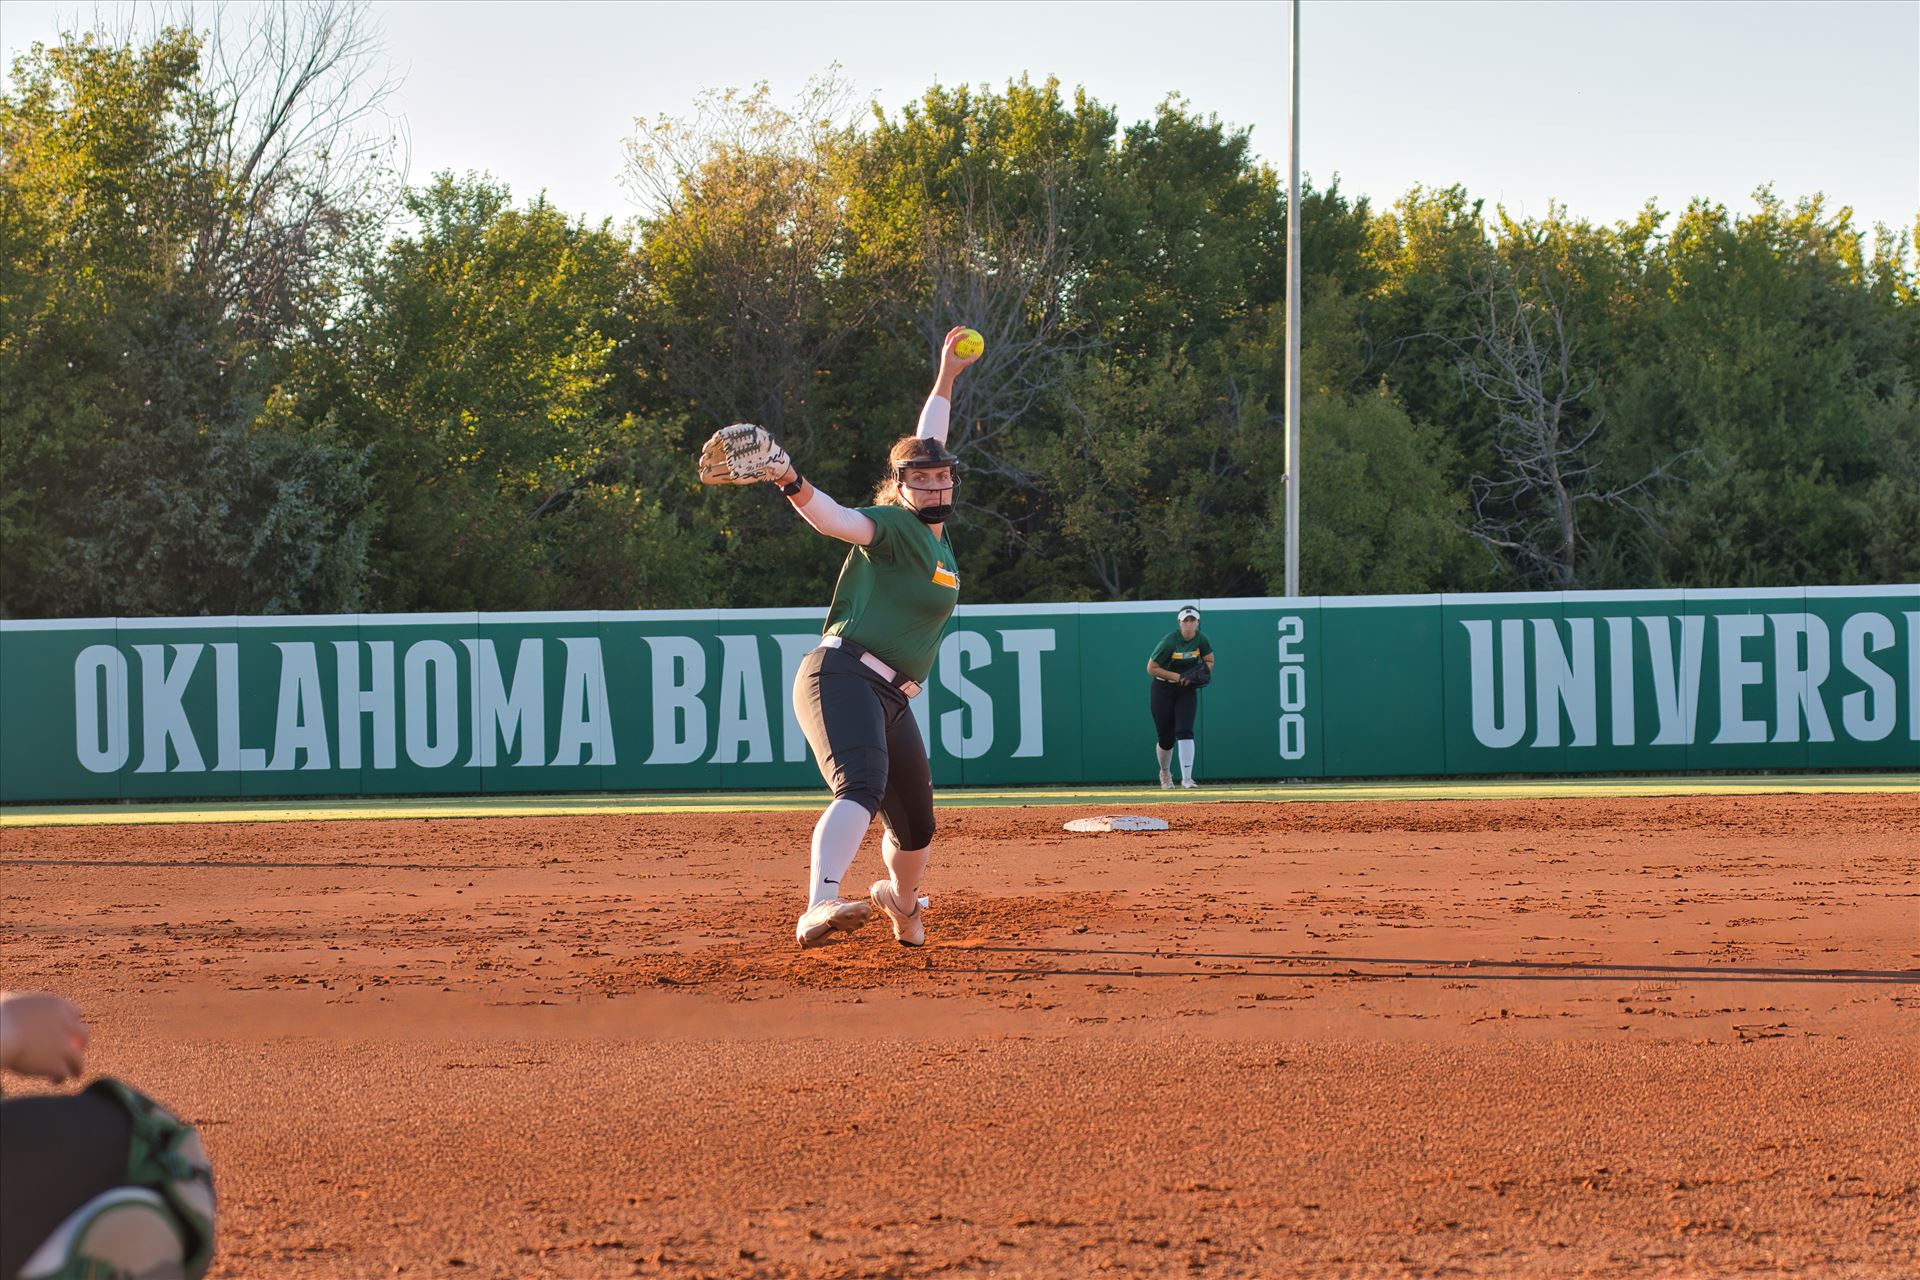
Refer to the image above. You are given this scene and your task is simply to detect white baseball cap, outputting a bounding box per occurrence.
[1176,605,1201,622]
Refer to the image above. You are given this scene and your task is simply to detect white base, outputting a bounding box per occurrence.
[1062,815,1171,833]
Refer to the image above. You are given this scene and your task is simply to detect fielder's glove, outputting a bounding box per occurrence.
[698,423,791,485]
[1179,664,1212,689]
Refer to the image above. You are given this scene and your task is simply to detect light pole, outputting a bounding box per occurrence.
[1284,0,1302,599]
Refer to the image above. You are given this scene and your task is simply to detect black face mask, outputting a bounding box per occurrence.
[900,469,957,525]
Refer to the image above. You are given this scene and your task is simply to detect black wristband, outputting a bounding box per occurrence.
[779,474,805,497]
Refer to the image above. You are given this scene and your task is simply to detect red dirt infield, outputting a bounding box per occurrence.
[2,791,1916,1278]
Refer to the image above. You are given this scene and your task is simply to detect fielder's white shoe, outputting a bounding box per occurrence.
[869,880,926,947]
[1158,771,1174,789]
[795,897,872,948]
[1180,777,1199,789]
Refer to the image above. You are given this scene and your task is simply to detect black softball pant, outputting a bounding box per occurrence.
[1149,679,1198,750]
[793,646,936,850]
[0,1090,134,1279]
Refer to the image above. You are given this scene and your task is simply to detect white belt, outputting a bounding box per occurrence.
[818,635,922,698]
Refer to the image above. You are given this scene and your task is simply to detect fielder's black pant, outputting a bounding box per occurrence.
[793,646,936,850]
[0,1090,133,1279]
[1149,679,1198,751]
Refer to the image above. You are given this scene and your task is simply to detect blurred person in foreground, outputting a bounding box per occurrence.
[0,990,216,1280]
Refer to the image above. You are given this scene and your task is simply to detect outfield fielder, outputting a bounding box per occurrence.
[1146,605,1215,788]
[698,327,979,948]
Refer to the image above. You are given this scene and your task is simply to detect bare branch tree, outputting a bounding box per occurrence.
[1450,270,1677,588]
[906,160,1095,488]
[187,0,402,342]
[623,72,876,458]
[74,1,400,343]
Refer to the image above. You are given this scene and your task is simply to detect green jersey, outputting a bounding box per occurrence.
[1150,629,1212,676]
[823,505,960,683]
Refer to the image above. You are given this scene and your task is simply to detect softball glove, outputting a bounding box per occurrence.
[698,423,791,485]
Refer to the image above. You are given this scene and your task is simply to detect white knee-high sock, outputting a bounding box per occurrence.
[809,798,872,907]
[1177,739,1195,780]
[1155,745,1172,774]
[882,829,929,899]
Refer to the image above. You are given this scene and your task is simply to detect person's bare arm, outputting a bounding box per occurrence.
[917,327,979,444]
[0,991,88,1082]
[762,324,979,544]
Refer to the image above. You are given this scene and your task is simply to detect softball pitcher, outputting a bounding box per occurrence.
[699,326,979,947]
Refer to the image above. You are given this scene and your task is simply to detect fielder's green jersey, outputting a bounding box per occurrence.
[1149,630,1213,676]
[823,505,960,684]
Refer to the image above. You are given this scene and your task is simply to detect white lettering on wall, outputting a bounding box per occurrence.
[1532,618,1596,748]
[1769,613,1833,744]
[1840,613,1897,742]
[1606,617,1636,746]
[73,644,129,774]
[464,638,545,768]
[711,635,773,765]
[133,643,204,773]
[48,604,1916,787]
[1463,619,1527,749]
[1712,615,1767,744]
[1276,617,1308,761]
[551,637,615,766]
[1644,616,1705,746]
[213,643,242,772]
[939,631,993,758]
[644,636,707,765]
[1001,629,1056,759]
[403,640,461,769]
[265,642,330,771]
[335,641,397,770]
[1908,612,1920,742]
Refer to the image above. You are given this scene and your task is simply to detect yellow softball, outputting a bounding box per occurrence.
[954,328,984,359]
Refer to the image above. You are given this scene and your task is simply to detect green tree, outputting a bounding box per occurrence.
[1250,289,1478,595]
[1362,185,1498,474]
[0,24,376,617]
[12,36,1915,616]
[1620,192,1917,586]
[300,174,721,610]
[840,85,1300,600]
[623,76,878,607]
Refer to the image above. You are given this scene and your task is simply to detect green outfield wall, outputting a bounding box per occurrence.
[3,587,1915,802]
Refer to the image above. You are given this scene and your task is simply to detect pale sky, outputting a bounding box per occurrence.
[4,0,1916,246]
